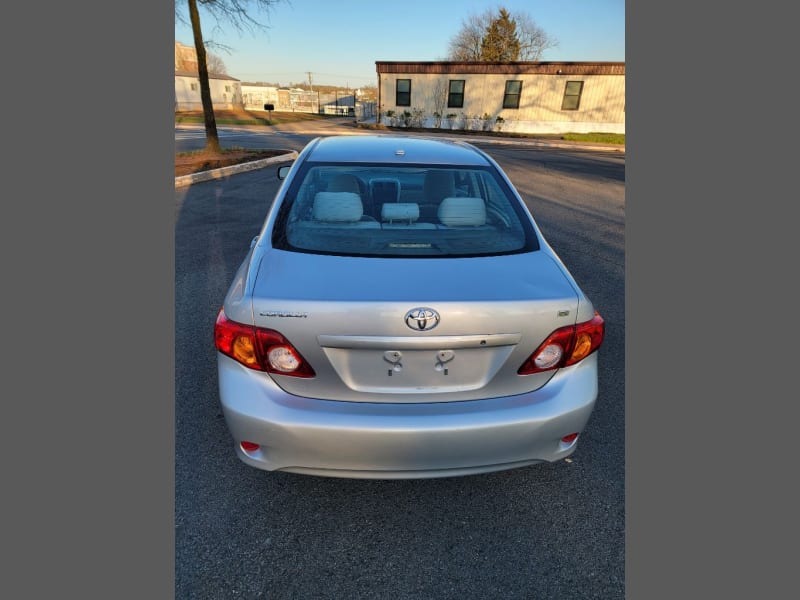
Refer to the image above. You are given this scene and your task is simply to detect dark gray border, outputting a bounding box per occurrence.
[627,2,793,598]
[6,1,794,598]
[4,3,174,598]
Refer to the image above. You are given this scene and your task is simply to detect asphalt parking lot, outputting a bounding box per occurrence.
[174,137,625,599]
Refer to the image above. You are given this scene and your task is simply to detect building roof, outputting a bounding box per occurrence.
[375,61,624,76]
[174,69,241,81]
[240,82,280,88]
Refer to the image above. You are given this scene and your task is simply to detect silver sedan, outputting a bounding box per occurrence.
[214,135,604,479]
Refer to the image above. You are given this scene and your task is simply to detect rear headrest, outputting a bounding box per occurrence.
[312,192,363,222]
[438,197,486,226]
[381,202,419,223]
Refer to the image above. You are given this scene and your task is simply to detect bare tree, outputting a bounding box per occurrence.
[206,52,228,74]
[446,5,557,62]
[514,12,558,60]
[431,79,448,127]
[175,0,283,153]
[446,9,494,61]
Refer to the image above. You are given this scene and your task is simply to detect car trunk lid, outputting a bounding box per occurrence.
[249,250,581,403]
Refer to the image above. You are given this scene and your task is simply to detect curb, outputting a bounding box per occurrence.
[460,137,625,153]
[175,151,299,188]
[350,125,625,153]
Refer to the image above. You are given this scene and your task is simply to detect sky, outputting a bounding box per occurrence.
[174,0,624,89]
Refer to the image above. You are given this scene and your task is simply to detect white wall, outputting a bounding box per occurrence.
[241,85,280,110]
[175,75,244,111]
[378,72,625,134]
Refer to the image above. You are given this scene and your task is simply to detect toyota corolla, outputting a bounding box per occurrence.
[214,135,604,479]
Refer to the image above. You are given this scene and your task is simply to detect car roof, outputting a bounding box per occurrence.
[305,135,493,166]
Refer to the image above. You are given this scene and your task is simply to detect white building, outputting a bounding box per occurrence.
[174,41,243,111]
[376,61,625,134]
[175,70,243,111]
[240,83,280,111]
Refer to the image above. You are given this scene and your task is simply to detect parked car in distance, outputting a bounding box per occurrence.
[214,135,604,479]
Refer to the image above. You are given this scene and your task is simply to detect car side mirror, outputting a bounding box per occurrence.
[277,165,291,180]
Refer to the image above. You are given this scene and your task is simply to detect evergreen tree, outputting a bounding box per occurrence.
[479,8,522,62]
[481,8,520,62]
[447,7,557,62]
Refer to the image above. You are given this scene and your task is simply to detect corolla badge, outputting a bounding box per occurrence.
[404,307,440,331]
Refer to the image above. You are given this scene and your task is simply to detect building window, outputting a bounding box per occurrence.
[447,80,465,108]
[225,85,231,92]
[396,79,411,106]
[561,81,584,110]
[502,80,522,109]
[190,83,197,91]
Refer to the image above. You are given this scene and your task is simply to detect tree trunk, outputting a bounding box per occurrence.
[187,0,221,153]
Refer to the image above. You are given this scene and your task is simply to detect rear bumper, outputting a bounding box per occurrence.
[217,353,598,479]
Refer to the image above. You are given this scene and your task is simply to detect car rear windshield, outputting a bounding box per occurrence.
[271,163,539,258]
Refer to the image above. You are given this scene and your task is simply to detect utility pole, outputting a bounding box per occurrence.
[306,72,314,114]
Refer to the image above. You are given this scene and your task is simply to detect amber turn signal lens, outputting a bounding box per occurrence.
[232,335,258,367]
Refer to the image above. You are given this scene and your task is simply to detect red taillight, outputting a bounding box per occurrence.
[518,311,604,375]
[214,308,315,377]
[240,441,260,452]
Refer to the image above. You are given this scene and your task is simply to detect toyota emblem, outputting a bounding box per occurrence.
[404,307,440,331]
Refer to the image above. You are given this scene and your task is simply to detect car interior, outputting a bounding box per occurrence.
[278,165,532,256]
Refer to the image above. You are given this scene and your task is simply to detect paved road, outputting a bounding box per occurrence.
[175,117,625,157]
[175,135,625,599]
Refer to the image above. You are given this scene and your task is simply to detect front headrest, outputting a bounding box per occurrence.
[327,174,360,193]
[438,197,486,226]
[312,192,363,222]
[423,170,456,201]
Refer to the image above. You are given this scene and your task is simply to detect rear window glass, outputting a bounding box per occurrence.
[271,163,538,257]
